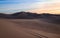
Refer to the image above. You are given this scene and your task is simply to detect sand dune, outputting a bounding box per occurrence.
[0,19,60,38]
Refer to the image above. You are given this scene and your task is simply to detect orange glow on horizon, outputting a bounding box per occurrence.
[27,2,60,14]
[27,9,60,14]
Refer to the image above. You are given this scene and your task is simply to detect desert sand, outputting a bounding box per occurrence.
[0,19,60,38]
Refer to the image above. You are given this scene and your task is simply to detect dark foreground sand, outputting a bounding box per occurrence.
[0,19,60,38]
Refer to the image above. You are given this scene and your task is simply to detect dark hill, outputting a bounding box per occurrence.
[0,12,60,24]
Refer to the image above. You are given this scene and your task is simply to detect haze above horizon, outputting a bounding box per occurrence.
[0,0,60,14]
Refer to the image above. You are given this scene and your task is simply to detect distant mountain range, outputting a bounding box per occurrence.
[0,11,60,19]
[0,11,60,24]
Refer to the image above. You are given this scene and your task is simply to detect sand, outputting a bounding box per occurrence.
[0,19,60,38]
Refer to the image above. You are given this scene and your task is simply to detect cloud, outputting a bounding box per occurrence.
[0,0,60,14]
[27,2,60,14]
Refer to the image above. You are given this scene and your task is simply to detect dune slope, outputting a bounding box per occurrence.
[0,19,60,38]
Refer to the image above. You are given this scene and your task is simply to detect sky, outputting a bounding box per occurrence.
[0,0,60,14]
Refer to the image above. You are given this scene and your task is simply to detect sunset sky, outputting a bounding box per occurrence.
[0,0,60,14]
